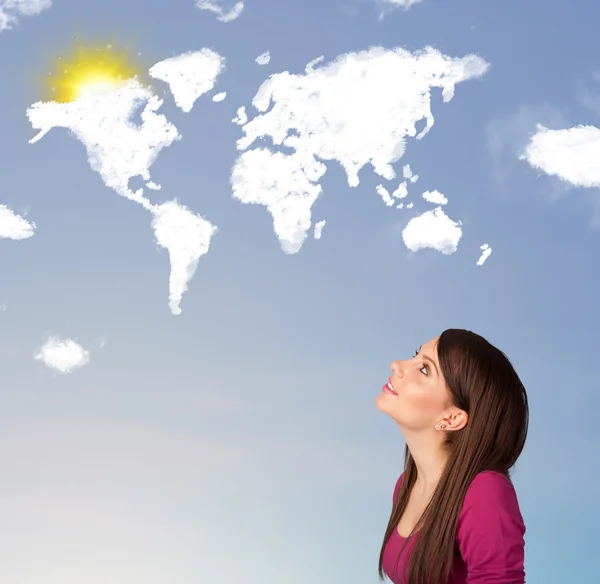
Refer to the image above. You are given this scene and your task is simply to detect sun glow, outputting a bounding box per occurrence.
[44,43,143,102]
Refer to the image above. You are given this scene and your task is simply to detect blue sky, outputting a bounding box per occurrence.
[1,0,599,582]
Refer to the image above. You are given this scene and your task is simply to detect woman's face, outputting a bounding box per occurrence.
[376,336,452,431]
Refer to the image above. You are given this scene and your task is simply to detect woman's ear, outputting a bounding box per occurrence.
[440,409,468,431]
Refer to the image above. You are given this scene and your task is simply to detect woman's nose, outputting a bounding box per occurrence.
[390,361,404,376]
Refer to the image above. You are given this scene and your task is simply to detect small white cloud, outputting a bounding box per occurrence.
[34,336,90,374]
[520,124,600,188]
[232,106,247,125]
[477,243,492,266]
[212,91,227,102]
[520,123,600,227]
[377,0,423,18]
[402,206,462,255]
[195,0,243,22]
[149,49,225,113]
[0,204,35,239]
[376,184,394,206]
[0,0,51,32]
[392,181,408,200]
[305,56,324,74]
[380,0,423,8]
[313,220,326,239]
[402,163,419,183]
[380,0,423,6]
[486,104,568,185]
[146,181,161,191]
[151,200,218,315]
[255,51,270,66]
[422,189,448,205]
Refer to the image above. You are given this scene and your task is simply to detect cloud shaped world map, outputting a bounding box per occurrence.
[27,45,489,315]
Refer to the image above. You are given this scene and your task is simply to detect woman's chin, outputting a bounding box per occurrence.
[375,392,393,413]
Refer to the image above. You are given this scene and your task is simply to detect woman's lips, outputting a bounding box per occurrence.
[383,379,398,395]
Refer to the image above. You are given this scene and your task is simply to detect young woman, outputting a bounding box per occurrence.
[376,329,528,584]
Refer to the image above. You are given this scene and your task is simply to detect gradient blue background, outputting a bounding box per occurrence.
[1,0,599,582]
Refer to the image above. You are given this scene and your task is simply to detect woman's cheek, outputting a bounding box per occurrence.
[411,393,443,415]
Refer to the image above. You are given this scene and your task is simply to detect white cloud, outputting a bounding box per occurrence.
[402,163,419,183]
[0,204,35,239]
[232,106,247,125]
[232,46,489,254]
[520,123,600,228]
[402,206,462,255]
[151,200,217,316]
[422,189,448,205]
[477,243,492,266]
[27,60,220,315]
[255,51,270,66]
[231,148,326,254]
[0,0,51,31]
[313,220,326,240]
[34,336,90,374]
[377,0,423,18]
[149,49,225,113]
[305,56,324,73]
[521,124,600,188]
[147,181,161,191]
[486,104,568,185]
[212,91,227,102]
[380,0,423,8]
[376,184,394,207]
[392,181,408,202]
[195,0,244,22]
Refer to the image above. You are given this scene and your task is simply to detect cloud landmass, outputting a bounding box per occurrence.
[27,50,225,315]
[232,46,488,255]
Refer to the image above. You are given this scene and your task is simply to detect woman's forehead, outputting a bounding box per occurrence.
[421,336,440,352]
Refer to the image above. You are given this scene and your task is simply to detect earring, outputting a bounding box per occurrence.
[435,423,446,430]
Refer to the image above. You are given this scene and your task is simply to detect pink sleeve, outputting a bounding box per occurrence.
[456,471,526,584]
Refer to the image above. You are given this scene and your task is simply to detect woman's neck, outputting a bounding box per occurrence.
[404,432,449,495]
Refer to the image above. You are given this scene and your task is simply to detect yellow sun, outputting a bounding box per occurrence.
[44,42,145,103]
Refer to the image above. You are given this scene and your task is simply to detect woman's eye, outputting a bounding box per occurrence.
[420,365,429,376]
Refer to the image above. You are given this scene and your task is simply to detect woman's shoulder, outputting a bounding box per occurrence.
[459,469,524,528]
[465,470,516,501]
[456,469,526,571]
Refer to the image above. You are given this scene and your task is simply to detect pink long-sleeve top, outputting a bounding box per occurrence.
[382,470,526,584]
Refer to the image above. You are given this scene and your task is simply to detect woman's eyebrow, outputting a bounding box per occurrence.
[417,346,439,376]
[421,354,439,376]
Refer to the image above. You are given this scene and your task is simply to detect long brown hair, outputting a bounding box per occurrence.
[377,329,529,584]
